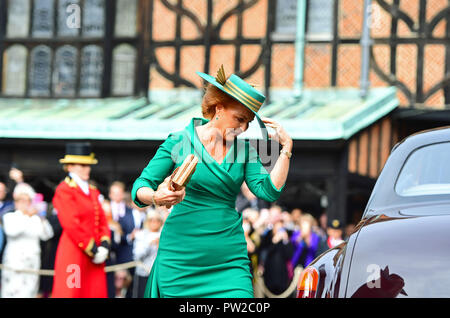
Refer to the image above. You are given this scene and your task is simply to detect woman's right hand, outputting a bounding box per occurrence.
[153,176,186,208]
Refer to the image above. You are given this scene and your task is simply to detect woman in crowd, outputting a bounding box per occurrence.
[52,142,111,298]
[290,213,321,269]
[1,183,54,298]
[258,218,294,295]
[133,210,163,298]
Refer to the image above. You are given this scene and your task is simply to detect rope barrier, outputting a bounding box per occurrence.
[0,261,151,276]
[0,262,302,298]
[253,266,303,298]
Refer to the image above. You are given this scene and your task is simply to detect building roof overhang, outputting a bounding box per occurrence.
[0,86,399,141]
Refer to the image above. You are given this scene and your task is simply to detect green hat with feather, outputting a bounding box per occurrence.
[196,65,268,139]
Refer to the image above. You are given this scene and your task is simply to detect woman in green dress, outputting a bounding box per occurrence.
[131,68,292,298]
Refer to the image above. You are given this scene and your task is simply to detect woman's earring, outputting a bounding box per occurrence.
[216,116,219,120]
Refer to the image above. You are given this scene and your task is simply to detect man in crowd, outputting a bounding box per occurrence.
[0,182,14,219]
[109,181,137,298]
[317,218,345,255]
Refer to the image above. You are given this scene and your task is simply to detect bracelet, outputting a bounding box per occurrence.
[151,191,157,206]
[280,149,292,159]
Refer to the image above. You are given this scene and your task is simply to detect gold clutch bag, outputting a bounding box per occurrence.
[169,154,199,191]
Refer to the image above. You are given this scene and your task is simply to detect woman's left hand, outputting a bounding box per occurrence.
[155,176,186,208]
[262,117,292,151]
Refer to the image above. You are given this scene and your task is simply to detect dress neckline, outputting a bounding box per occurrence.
[192,120,235,166]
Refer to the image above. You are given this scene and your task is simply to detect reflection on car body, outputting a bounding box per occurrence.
[352,265,407,298]
[297,126,450,298]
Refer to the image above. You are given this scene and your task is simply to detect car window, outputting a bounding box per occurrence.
[396,142,450,197]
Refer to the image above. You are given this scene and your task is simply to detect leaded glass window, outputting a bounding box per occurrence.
[112,44,137,96]
[57,0,81,37]
[80,45,104,97]
[29,46,52,97]
[32,0,55,38]
[115,0,138,37]
[306,0,333,40]
[2,45,28,96]
[1,0,143,98]
[83,0,105,38]
[53,45,78,97]
[6,0,30,38]
[275,0,297,35]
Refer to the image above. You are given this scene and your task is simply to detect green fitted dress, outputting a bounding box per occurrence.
[131,117,284,298]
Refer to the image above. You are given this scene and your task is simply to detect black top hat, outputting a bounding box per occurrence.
[327,218,343,230]
[59,142,98,165]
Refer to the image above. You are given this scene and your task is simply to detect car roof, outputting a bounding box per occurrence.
[364,126,450,216]
[392,125,450,152]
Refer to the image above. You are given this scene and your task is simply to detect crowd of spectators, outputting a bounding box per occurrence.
[236,182,349,297]
[0,167,165,298]
[0,167,353,298]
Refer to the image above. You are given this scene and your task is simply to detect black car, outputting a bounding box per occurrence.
[297,126,450,298]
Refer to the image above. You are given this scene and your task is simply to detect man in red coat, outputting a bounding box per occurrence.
[52,142,111,298]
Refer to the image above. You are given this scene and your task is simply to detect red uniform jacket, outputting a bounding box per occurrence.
[52,176,111,298]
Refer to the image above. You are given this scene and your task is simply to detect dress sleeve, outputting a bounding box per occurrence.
[244,142,284,202]
[38,218,54,241]
[131,133,181,208]
[3,212,27,237]
[133,232,151,261]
